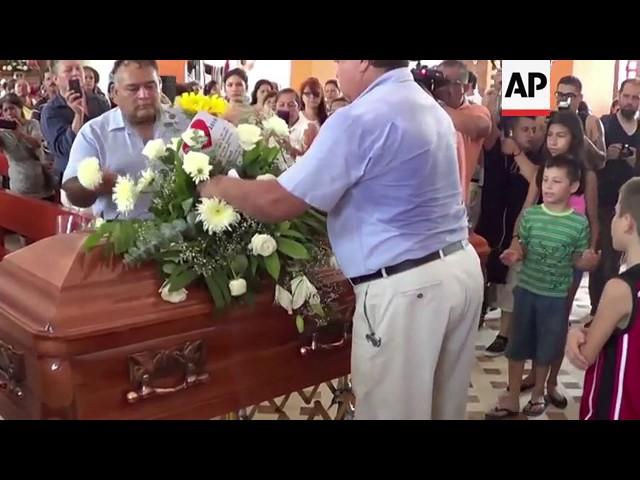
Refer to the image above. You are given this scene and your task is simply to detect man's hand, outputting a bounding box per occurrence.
[566,326,589,370]
[64,90,86,117]
[482,88,499,112]
[606,143,623,160]
[96,170,117,196]
[500,247,522,266]
[197,175,222,199]
[501,137,521,156]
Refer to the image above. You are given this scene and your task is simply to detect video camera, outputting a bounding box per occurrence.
[411,62,450,96]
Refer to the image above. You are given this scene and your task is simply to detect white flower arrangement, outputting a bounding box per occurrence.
[77,157,103,190]
[236,124,262,151]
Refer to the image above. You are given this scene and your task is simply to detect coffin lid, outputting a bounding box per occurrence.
[0,233,223,339]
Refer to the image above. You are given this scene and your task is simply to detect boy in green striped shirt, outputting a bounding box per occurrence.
[486,155,600,418]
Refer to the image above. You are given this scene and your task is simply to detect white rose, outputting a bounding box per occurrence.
[274,284,293,314]
[229,278,247,297]
[262,116,290,137]
[142,139,167,161]
[227,168,240,178]
[77,157,103,190]
[159,282,188,303]
[181,128,207,148]
[291,275,318,310]
[256,173,277,181]
[250,233,278,257]
[236,124,262,151]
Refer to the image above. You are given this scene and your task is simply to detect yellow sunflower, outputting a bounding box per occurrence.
[176,92,229,117]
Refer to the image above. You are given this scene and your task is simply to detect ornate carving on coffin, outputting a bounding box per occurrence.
[126,340,210,404]
[0,340,25,399]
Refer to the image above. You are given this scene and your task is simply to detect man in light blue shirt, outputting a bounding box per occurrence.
[62,60,190,219]
[198,60,484,419]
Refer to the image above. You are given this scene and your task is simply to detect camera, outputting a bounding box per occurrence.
[411,62,450,96]
[557,98,572,110]
[620,144,633,159]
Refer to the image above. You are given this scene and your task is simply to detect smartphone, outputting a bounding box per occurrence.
[276,110,291,125]
[68,78,83,97]
[0,119,17,130]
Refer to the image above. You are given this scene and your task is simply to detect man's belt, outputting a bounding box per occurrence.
[349,241,467,286]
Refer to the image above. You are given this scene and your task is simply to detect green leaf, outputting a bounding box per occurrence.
[212,269,231,304]
[277,237,310,260]
[205,274,226,309]
[162,263,177,274]
[250,255,258,276]
[310,303,325,318]
[83,230,104,251]
[243,145,262,164]
[168,268,199,292]
[264,146,280,165]
[230,254,249,276]
[181,198,194,215]
[295,315,305,334]
[276,221,291,233]
[280,229,307,240]
[263,252,281,281]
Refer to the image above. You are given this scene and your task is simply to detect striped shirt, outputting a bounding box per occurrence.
[518,205,589,297]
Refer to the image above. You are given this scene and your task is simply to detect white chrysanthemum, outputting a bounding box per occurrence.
[183,151,212,183]
[262,116,290,137]
[181,128,207,148]
[229,278,247,297]
[249,233,277,257]
[142,138,167,161]
[136,168,156,193]
[77,157,103,190]
[169,136,182,152]
[112,175,138,216]
[236,124,262,151]
[196,197,239,234]
[256,173,277,181]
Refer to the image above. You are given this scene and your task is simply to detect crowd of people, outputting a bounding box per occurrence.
[2,59,640,420]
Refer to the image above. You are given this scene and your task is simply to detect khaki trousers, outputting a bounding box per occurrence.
[351,244,483,420]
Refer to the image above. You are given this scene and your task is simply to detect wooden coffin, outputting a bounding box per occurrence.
[0,233,354,419]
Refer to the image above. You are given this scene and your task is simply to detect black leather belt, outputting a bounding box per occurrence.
[349,241,467,286]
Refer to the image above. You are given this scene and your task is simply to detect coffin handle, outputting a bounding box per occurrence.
[125,340,210,404]
[300,324,351,356]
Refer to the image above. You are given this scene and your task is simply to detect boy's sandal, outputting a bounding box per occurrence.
[522,399,548,417]
[545,391,568,409]
[485,406,520,420]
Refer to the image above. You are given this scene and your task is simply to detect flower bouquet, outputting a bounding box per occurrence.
[82,93,339,333]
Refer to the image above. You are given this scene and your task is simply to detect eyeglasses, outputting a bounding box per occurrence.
[303,91,321,98]
[555,91,577,100]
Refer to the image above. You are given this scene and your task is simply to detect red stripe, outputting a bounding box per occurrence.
[502,109,551,116]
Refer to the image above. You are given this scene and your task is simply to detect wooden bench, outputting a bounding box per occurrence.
[0,188,91,260]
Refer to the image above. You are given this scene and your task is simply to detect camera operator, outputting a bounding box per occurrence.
[590,78,640,316]
[435,61,491,200]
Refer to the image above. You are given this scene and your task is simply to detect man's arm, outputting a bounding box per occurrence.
[584,115,606,170]
[62,125,114,208]
[442,103,491,140]
[198,111,363,223]
[198,178,308,223]
[579,279,632,368]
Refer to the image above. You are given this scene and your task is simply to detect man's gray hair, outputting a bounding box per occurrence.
[50,60,84,74]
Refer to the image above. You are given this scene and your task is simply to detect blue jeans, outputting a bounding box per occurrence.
[505,287,568,366]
